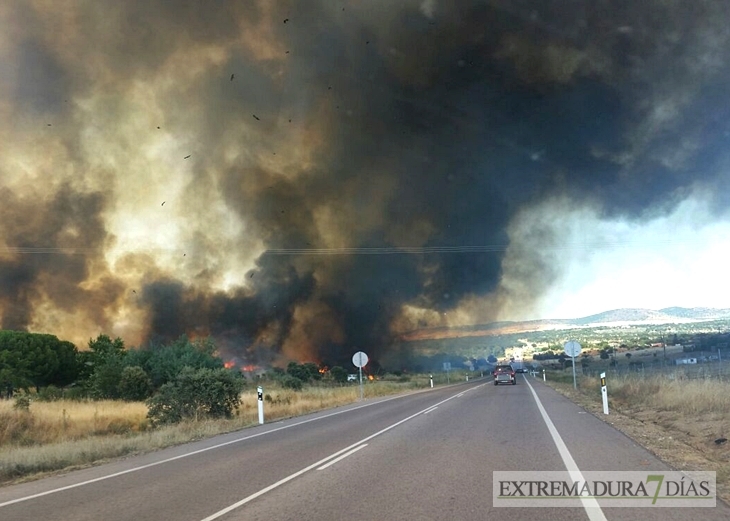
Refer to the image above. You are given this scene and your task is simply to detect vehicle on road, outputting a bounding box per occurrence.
[510,360,527,373]
[493,364,516,385]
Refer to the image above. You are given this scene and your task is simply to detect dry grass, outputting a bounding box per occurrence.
[0,378,434,484]
[543,372,730,504]
[610,375,730,415]
[0,399,149,447]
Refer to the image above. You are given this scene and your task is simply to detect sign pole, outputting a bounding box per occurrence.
[572,354,577,389]
[352,351,369,401]
[563,341,582,390]
[600,372,609,415]
[358,365,363,400]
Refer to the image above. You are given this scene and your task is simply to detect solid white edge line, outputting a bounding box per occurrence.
[523,377,608,521]
[0,395,404,509]
[317,444,368,470]
[199,384,486,521]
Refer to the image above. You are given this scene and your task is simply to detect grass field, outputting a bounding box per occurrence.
[0,374,450,484]
[542,370,730,504]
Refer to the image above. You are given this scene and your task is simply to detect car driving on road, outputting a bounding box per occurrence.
[493,364,516,385]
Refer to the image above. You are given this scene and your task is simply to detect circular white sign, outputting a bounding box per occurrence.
[352,351,369,368]
[564,341,582,358]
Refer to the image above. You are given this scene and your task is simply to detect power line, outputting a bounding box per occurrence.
[261,245,509,255]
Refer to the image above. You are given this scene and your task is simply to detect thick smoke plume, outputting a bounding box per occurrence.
[1,0,729,366]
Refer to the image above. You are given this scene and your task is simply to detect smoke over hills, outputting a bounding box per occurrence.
[1,1,729,366]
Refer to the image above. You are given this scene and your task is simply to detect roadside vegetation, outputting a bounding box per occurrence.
[541,368,730,503]
[0,330,465,484]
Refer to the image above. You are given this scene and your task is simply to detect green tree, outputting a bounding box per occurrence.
[90,353,125,398]
[140,336,223,389]
[146,367,244,425]
[0,331,79,391]
[302,362,322,381]
[88,334,125,361]
[286,362,310,383]
[87,334,126,399]
[280,375,304,390]
[329,366,348,384]
[118,366,153,401]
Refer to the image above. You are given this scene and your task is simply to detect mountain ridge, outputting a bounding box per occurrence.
[399,307,730,342]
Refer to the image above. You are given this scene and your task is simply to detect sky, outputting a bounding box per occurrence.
[1,0,730,365]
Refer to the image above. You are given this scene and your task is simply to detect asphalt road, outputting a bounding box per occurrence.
[1,376,727,520]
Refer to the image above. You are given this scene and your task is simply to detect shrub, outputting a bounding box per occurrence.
[329,366,348,384]
[146,367,245,425]
[36,385,63,402]
[13,394,31,411]
[286,362,311,382]
[64,385,89,401]
[90,355,125,399]
[118,366,153,401]
[302,362,322,381]
[280,375,304,391]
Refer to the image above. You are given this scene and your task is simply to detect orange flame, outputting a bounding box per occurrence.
[224,360,235,369]
[368,375,374,381]
[318,366,328,374]
[241,364,259,372]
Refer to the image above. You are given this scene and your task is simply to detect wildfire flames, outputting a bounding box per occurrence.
[318,366,328,374]
[223,361,260,373]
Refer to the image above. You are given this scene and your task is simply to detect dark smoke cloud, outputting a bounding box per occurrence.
[1,0,730,366]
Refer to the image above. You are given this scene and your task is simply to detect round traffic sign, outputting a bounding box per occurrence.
[564,341,582,357]
[352,351,369,368]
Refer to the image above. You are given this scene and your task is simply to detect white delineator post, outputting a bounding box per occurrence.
[430,375,433,388]
[257,386,264,425]
[543,369,546,382]
[600,372,609,415]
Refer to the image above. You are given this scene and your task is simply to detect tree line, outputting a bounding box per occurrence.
[0,331,367,424]
[0,331,244,424]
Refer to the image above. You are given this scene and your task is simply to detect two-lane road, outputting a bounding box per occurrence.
[1,376,727,520]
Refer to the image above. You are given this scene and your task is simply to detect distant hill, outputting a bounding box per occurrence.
[399,307,730,341]
[658,307,730,319]
[575,307,730,325]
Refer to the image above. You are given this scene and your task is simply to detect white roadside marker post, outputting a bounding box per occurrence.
[600,372,609,415]
[543,369,546,382]
[430,374,433,388]
[257,386,264,425]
